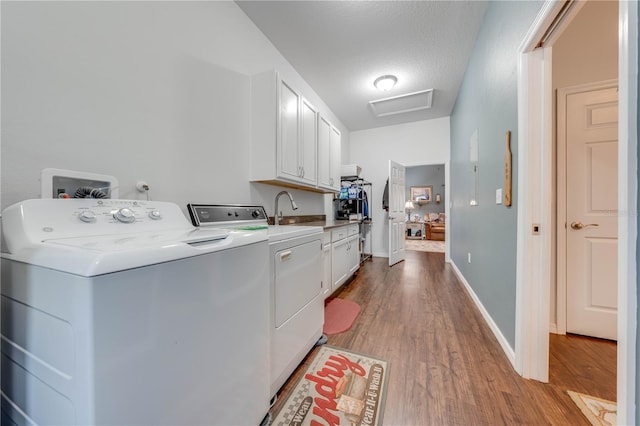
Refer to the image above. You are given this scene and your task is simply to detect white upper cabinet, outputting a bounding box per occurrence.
[317,115,341,192]
[251,70,338,193]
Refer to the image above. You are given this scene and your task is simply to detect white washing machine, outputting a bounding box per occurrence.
[1,199,270,425]
[187,204,324,398]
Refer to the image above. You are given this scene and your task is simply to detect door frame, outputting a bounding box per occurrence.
[514,1,637,423]
[556,79,619,335]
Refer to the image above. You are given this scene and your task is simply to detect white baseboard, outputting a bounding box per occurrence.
[450,260,516,368]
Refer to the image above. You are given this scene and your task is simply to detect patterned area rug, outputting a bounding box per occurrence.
[405,238,445,253]
[272,345,389,426]
[567,391,616,426]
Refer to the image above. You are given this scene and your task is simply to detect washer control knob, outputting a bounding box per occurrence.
[114,208,136,223]
[148,210,162,220]
[79,211,96,223]
[251,210,261,218]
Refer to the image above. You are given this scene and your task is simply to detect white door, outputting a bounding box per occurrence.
[388,160,406,266]
[566,85,618,340]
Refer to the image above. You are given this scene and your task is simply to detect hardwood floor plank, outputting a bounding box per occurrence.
[270,251,616,425]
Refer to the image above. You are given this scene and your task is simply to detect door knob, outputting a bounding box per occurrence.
[570,221,599,230]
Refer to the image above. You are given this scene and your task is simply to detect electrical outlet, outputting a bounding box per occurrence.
[467,252,471,263]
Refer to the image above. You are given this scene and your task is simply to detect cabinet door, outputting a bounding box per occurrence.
[323,243,332,299]
[300,98,317,186]
[278,80,301,181]
[329,125,341,191]
[317,116,332,189]
[348,234,360,274]
[331,237,349,290]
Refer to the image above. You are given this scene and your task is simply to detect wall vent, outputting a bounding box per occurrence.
[369,89,434,117]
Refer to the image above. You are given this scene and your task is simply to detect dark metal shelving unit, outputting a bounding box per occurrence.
[334,175,372,263]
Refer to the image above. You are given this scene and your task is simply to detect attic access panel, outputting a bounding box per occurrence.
[369,89,434,117]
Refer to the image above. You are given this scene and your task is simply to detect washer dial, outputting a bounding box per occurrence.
[79,211,96,223]
[114,208,136,223]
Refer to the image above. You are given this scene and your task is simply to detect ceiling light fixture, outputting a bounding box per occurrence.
[373,75,398,91]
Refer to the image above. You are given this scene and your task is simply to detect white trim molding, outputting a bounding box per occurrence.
[450,261,516,367]
[514,43,553,383]
[617,1,638,424]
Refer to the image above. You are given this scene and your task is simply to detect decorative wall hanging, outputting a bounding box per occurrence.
[410,186,432,204]
[504,130,512,206]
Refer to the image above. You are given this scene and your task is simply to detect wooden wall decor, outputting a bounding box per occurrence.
[504,131,512,206]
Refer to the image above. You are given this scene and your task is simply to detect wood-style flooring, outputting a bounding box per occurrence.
[271,251,616,425]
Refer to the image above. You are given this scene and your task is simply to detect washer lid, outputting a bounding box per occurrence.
[3,228,267,277]
[44,228,230,251]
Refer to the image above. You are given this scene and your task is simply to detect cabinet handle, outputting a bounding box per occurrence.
[301,167,305,178]
[279,250,292,261]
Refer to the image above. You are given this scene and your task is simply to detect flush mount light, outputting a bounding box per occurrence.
[373,75,398,91]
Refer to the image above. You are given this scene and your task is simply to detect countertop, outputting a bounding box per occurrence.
[272,215,366,231]
[296,219,358,230]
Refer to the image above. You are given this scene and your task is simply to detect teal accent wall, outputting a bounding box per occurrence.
[449,1,542,348]
[406,164,446,220]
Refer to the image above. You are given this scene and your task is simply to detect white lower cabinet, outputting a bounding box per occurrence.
[330,225,360,293]
[322,231,332,299]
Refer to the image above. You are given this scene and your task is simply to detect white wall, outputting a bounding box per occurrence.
[349,117,450,257]
[1,1,348,219]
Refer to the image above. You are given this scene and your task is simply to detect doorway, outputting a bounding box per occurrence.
[515,0,637,422]
[548,0,619,403]
[404,163,446,254]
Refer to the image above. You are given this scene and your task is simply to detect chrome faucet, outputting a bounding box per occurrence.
[274,190,298,226]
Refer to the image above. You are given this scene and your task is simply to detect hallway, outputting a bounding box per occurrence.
[272,251,616,425]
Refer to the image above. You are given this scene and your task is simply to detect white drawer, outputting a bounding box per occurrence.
[331,227,348,242]
[323,231,332,245]
[347,224,359,237]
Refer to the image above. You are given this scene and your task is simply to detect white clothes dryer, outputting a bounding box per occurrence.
[187,204,324,398]
[1,199,270,425]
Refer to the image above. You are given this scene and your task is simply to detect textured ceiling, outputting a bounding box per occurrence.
[237,1,489,131]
